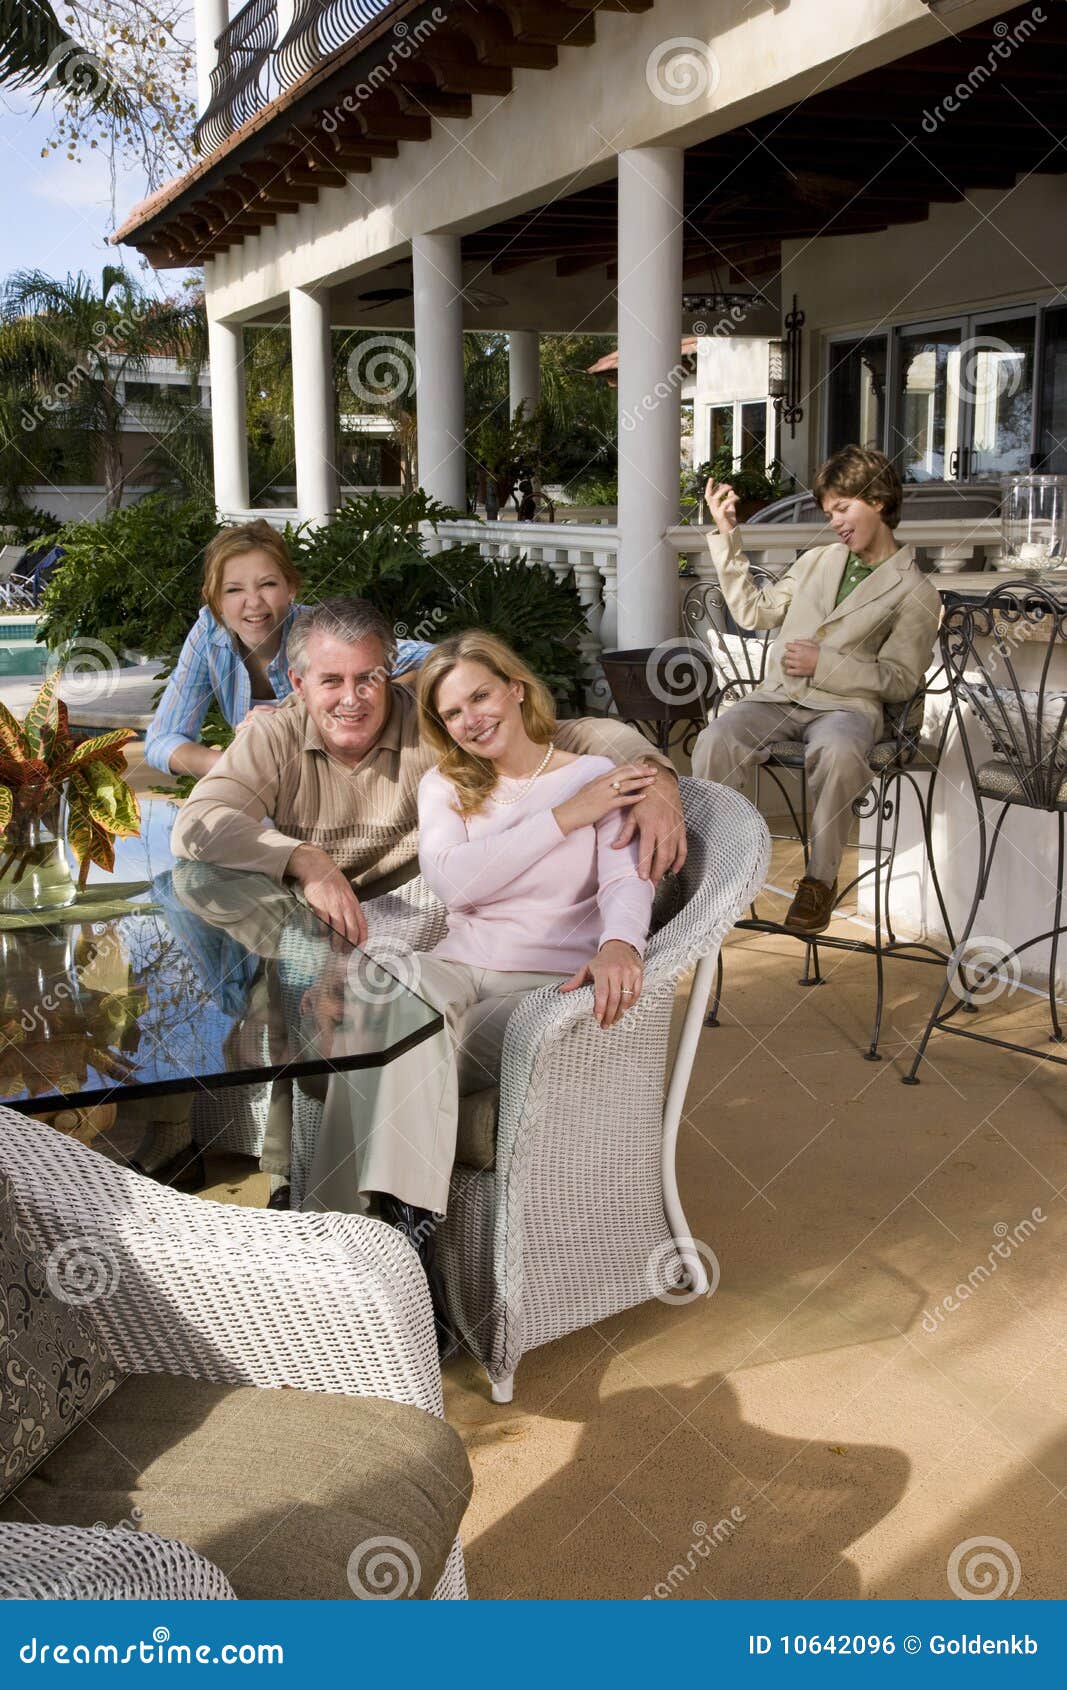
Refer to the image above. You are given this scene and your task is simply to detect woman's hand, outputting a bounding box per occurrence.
[559,939,643,1028]
[553,763,657,836]
[234,704,280,733]
[705,479,739,534]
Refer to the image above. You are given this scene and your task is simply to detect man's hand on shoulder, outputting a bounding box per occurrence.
[612,761,686,882]
[286,844,368,947]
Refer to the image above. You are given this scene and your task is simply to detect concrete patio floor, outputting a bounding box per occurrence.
[438,848,1067,1602]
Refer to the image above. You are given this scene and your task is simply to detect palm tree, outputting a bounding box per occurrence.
[0,0,127,112]
[0,265,205,511]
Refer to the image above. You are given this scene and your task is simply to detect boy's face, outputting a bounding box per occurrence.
[819,490,889,555]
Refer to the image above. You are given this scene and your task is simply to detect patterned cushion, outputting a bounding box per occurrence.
[763,740,806,765]
[0,1173,121,1501]
[976,759,1067,806]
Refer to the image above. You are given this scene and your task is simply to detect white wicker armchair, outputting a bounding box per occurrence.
[321,777,769,1402]
[0,1522,236,1600]
[0,1109,467,1600]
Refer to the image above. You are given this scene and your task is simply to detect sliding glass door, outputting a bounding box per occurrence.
[827,309,1040,481]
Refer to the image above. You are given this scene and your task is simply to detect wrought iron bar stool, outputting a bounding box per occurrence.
[682,576,957,1060]
[904,581,1067,1082]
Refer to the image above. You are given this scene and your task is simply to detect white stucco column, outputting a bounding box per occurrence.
[616,147,684,649]
[412,234,466,510]
[193,0,229,115]
[207,316,249,517]
[508,330,541,422]
[290,286,339,527]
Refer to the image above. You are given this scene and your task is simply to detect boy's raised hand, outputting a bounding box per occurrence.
[706,479,739,534]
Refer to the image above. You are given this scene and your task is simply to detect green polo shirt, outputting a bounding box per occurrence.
[834,551,875,608]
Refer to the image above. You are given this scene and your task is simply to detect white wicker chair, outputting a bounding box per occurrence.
[0,1109,467,1600]
[0,1522,236,1600]
[315,777,769,1402]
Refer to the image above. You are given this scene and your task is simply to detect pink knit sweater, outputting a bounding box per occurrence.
[417,754,654,972]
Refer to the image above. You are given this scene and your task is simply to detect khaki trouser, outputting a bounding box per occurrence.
[692,701,879,885]
[301,957,565,1217]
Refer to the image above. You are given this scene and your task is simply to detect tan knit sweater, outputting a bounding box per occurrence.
[170,684,672,895]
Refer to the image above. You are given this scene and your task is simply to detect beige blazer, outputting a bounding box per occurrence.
[706,528,943,735]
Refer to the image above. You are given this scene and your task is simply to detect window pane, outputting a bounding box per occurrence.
[738,401,767,472]
[1038,305,1067,473]
[707,404,732,462]
[894,326,963,482]
[826,337,887,455]
[966,315,1035,481]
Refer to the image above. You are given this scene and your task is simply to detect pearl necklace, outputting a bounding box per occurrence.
[488,741,555,806]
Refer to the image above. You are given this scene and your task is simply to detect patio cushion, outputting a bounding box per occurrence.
[0,1372,472,1600]
[976,758,1067,807]
[456,1087,498,1170]
[0,1174,121,1502]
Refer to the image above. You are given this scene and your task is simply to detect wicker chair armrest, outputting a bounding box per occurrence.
[0,1522,236,1601]
[0,1109,444,1416]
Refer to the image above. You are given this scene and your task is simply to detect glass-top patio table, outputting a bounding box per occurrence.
[0,802,442,1119]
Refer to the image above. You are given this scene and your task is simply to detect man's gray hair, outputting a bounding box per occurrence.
[286,596,398,677]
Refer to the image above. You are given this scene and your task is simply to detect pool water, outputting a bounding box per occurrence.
[0,644,49,678]
[0,619,48,678]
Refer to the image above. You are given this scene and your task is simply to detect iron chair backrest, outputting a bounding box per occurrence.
[681,574,776,716]
[940,582,1067,811]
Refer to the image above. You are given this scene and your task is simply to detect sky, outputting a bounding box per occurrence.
[0,63,198,301]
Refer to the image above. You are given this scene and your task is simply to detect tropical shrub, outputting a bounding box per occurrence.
[36,494,221,662]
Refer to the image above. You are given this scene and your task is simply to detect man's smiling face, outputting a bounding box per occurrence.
[289,630,391,766]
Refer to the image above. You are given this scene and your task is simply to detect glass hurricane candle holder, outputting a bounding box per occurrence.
[999,473,1067,572]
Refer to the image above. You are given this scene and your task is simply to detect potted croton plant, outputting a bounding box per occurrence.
[0,669,141,915]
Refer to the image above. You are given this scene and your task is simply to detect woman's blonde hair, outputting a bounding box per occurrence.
[417,630,558,817]
[202,520,302,622]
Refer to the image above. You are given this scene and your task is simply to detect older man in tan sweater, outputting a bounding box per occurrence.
[172,597,686,945]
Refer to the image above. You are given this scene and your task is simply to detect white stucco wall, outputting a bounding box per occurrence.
[201,0,1001,323]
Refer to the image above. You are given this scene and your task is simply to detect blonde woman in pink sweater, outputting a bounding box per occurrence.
[305,631,657,1347]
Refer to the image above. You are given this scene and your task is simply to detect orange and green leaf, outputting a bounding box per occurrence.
[66,728,137,769]
[0,786,11,838]
[0,701,29,763]
[23,670,61,756]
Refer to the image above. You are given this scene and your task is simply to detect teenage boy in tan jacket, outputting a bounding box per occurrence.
[692,446,941,934]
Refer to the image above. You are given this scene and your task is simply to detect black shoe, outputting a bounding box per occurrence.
[379,1196,461,1361]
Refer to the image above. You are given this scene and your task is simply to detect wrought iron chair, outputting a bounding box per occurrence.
[682,576,956,1060]
[904,582,1067,1082]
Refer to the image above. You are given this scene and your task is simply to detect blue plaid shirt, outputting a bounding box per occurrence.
[144,603,432,773]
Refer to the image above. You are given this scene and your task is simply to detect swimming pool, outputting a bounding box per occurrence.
[0,617,48,679]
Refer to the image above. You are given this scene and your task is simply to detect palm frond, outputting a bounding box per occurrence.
[0,0,130,116]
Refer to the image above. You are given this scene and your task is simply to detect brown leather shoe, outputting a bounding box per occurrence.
[783,876,838,935]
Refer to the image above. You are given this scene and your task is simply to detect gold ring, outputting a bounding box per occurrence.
[612,780,621,792]
[621,988,634,996]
